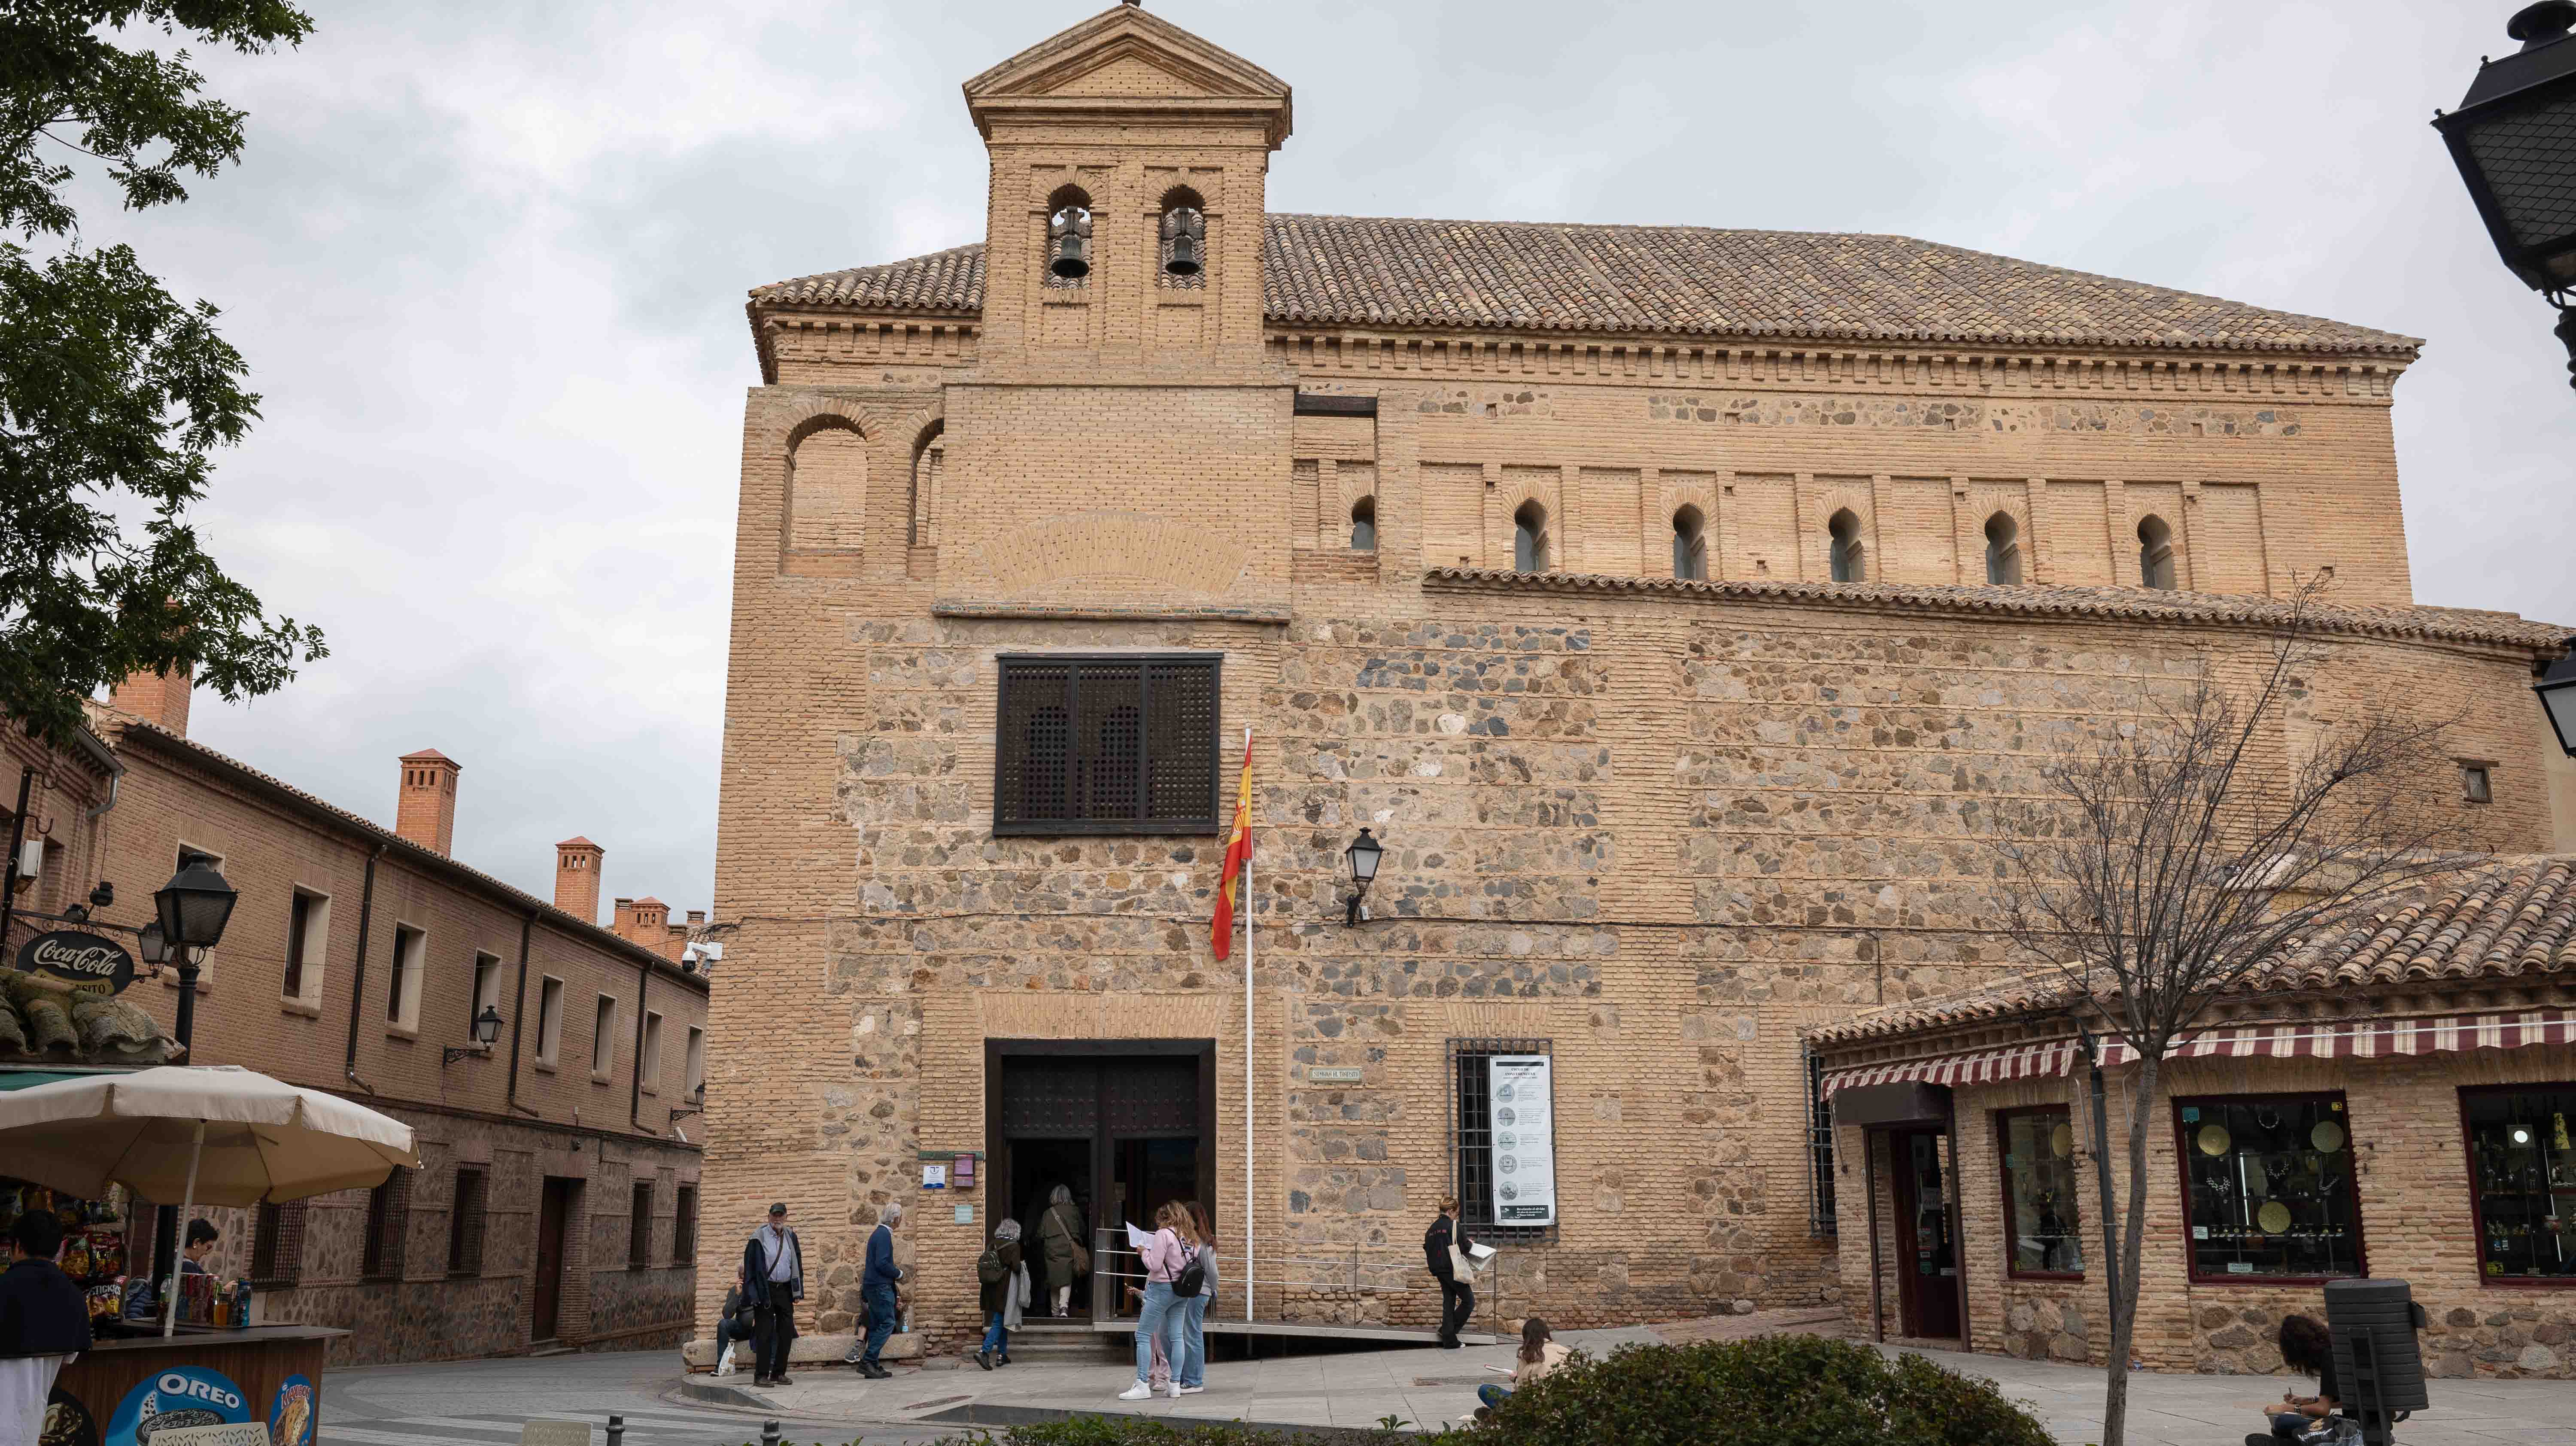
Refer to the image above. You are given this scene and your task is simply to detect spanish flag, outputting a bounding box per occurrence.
[1212,729,1253,960]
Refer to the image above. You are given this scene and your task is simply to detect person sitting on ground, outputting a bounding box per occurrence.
[2246,1314,2343,1445]
[1477,1317,1569,1416]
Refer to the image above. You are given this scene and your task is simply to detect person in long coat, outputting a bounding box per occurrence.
[975,1218,1026,1370]
[1035,1184,1085,1316]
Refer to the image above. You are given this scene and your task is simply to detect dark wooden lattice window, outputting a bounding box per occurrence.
[362,1172,410,1281]
[673,1184,698,1265]
[996,655,1220,834]
[629,1182,654,1270]
[250,1201,306,1287]
[448,1168,488,1276]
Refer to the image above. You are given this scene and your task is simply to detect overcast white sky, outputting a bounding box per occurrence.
[97,0,2576,917]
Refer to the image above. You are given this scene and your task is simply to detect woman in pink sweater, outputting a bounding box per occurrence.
[1117,1203,1198,1401]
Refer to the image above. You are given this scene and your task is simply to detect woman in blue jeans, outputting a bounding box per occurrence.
[1178,1200,1218,1393]
[1117,1203,1198,1401]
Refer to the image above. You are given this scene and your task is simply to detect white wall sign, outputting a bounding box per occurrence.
[1485,1054,1556,1227]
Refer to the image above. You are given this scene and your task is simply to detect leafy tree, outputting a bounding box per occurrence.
[1,1,325,747]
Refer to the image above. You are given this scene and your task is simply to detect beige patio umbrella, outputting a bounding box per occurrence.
[0,1065,419,1335]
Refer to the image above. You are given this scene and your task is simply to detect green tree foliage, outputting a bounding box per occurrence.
[1,2,325,747]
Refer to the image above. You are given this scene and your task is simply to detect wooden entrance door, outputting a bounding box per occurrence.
[1890,1129,1960,1339]
[533,1178,574,1342]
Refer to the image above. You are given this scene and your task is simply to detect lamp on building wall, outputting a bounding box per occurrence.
[445,1005,505,1066]
[2537,653,2576,756]
[2433,2,2576,392]
[1342,828,1384,926]
[152,857,237,1053]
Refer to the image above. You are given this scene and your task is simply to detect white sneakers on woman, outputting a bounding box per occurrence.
[1119,1381,1154,1400]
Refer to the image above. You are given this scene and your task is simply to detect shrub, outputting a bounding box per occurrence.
[1479,1334,2054,1446]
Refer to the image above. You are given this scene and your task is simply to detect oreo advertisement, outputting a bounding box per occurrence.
[104,1367,251,1445]
[267,1375,315,1446]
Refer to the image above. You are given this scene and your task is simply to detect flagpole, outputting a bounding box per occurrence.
[1241,724,1255,1324]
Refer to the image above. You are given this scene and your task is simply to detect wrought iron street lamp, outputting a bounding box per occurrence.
[2537,653,2576,756]
[445,1004,506,1066]
[2434,2,2576,391]
[1343,827,1384,926]
[152,857,237,1054]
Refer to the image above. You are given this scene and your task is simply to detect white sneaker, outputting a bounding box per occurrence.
[1177,1384,1205,1395]
[1118,1381,1154,1401]
[1163,1383,1185,1399]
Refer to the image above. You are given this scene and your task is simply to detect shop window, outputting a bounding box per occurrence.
[535,976,565,1065]
[1804,1051,1837,1236]
[1984,513,2022,586]
[361,1171,410,1281]
[283,889,328,1004]
[1513,502,1549,573]
[630,1182,654,1270]
[1449,1038,1555,1242]
[2461,1084,2576,1282]
[994,654,1220,835]
[1350,497,1377,552]
[249,1201,305,1288]
[2174,1094,2361,1282]
[448,1167,487,1276]
[1673,506,1708,581]
[1828,509,1865,583]
[674,1184,699,1265]
[1997,1107,2084,1278]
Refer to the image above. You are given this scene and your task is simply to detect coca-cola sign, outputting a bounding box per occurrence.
[13,930,137,993]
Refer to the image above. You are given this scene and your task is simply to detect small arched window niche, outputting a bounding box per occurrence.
[1513,501,1549,573]
[1158,187,1206,287]
[1827,509,1865,583]
[2138,515,2177,590]
[1349,497,1377,552]
[1046,185,1093,286]
[908,420,943,548]
[1984,512,2023,586]
[1672,505,1708,581]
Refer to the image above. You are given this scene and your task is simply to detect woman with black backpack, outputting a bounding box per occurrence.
[975,1218,1027,1370]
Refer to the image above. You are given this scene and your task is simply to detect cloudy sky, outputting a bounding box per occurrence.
[94,0,2576,916]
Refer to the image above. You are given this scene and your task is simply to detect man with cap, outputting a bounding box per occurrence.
[740,1203,803,1387]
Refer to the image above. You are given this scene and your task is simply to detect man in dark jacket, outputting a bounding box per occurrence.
[852,1201,905,1379]
[1,1210,92,1443]
[1424,1196,1473,1349]
[741,1203,803,1387]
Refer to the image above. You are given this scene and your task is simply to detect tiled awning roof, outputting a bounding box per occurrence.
[753,217,2421,355]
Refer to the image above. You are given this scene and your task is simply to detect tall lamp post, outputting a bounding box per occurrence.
[2433,2,2576,392]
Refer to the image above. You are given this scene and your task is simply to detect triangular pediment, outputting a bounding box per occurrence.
[964,5,1291,141]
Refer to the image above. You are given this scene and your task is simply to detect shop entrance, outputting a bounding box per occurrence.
[988,1041,1215,1320]
[1889,1128,1959,1340]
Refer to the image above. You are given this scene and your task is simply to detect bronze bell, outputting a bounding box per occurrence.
[1161,207,1204,276]
[1049,207,1092,280]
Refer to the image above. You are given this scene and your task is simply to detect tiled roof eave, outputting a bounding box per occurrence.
[1420,567,2571,652]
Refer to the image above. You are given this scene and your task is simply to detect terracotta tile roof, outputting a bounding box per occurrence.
[751,218,2420,355]
[1808,856,2576,1048]
[1422,567,2574,652]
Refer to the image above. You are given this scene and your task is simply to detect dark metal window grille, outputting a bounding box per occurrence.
[1805,1050,1839,1236]
[448,1168,487,1276]
[1448,1038,1554,1242]
[361,1172,409,1280]
[250,1201,305,1287]
[629,1182,653,1270]
[673,1185,698,1265]
[995,655,1220,834]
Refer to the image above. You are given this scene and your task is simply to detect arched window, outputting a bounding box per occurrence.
[2138,515,2177,589]
[1984,512,2022,586]
[1158,187,1206,283]
[1046,186,1092,283]
[1513,501,1548,573]
[1349,497,1377,552]
[1827,509,1864,583]
[908,420,942,547]
[1672,505,1707,581]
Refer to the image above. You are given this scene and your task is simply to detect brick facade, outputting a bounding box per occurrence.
[699,6,2576,1358]
[1,698,712,1366]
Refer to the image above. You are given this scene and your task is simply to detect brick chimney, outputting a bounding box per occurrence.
[554,837,603,923]
[610,896,636,938]
[110,665,192,737]
[394,750,461,856]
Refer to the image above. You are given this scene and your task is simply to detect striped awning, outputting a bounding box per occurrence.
[1822,1008,2575,1098]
